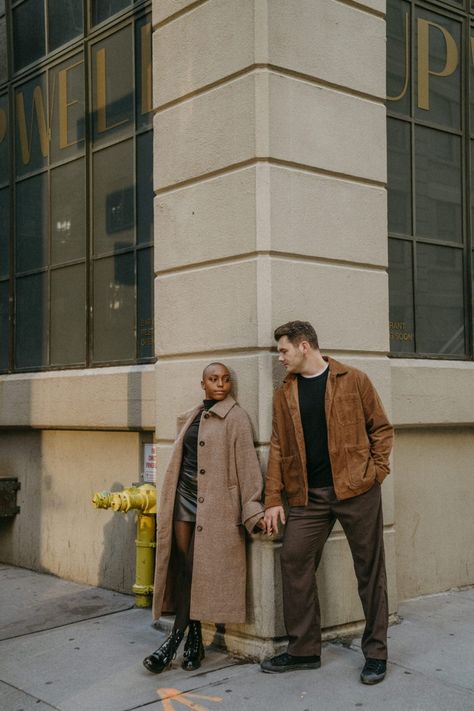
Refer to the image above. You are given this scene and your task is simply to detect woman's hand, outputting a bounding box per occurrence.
[264,506,286,536]
[255,517,268,534]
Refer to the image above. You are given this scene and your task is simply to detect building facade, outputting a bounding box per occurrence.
[0,0,473,658]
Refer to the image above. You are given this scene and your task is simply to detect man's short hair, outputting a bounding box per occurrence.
[274,321,319,350]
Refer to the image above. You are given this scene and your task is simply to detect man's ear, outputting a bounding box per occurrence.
[201,380,205,390]
[300,340,309,355]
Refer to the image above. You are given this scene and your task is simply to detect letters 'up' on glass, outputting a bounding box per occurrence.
[386,0,467,357]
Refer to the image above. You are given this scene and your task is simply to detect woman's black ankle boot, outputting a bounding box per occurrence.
[143,628,185,674]
[182,620,205,671]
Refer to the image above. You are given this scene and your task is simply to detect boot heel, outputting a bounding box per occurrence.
[182,621,205,671]
[143,629,184,674]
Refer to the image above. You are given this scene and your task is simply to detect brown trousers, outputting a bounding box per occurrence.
[280,483,388,660]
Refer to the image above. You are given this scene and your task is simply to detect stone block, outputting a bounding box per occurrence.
[270,259,389,352]
[155,166,257,272]
[154,73,256,191]
[0,366,155,430]
[268,165,387,266]
[152,0,197,26]
[267,0,385,98]
[155,259,261,354]
[153,0,254,107]
[268,72,386,183]
[391,360,474,427]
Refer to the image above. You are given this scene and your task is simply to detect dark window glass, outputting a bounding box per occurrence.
[0,17,7,84]
[386,0,411,118]
[91,0,131,26]
[0,94,8,185]
[93,253,135,362]
[93,140,134,256]
[51,264,86,365]
[137,247,153,359]
[416,244,465,355]
[387,119,412,235]
[49,54,85,165]
[135,15,153,130]
[14,74,49,177]
[0,280,8,370]
[12,0,45,72]
[5,7,154,370]
[415,127,462,243]
[91,26,134,144]
[15,173,48,273]
[471,31,474,137]
[51,159,86,265]
[15,272,48,368]
[48,0,84,52]
[136,131,153,244]
[389,239,415,353]
[0,187,9,278]
[414,9,461,130]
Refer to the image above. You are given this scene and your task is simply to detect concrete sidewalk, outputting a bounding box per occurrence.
[0,563,472,711]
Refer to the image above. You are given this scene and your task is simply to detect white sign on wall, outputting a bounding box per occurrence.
[143,444,157,483]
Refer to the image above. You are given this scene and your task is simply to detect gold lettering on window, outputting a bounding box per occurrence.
[387,12,410,102]
[15,86,49,165]
[389,321,414,342]
[141,23,152,115]
[95,48,129,134]
[58,60,84,150]
[417,19,458,111]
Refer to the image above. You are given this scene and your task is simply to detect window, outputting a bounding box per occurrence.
[387,0,472,357]
[0,1,153,372]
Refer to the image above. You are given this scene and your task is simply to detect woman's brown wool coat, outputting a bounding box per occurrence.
[152,396,264,625]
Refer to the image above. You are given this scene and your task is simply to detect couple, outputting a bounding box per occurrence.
[143,320,393,685]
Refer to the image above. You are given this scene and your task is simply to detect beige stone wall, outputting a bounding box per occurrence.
[0,429,153,592]
[393,427,474,600]
[153,0,392,655]
[391,359,474,600]
[0,365,155,592]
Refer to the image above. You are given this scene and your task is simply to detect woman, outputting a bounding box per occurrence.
[143,362,266,674]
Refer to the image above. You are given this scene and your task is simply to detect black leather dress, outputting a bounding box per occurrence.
[173,400,216,522]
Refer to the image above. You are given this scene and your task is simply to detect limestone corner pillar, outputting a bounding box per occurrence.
[152,0,395,658]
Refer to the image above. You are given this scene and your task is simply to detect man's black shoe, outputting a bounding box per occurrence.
[360,658,387,684]
[260,651,321,673]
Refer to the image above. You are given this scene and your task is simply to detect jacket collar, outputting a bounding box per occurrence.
[207,395,236,419]
[281,356,348,389]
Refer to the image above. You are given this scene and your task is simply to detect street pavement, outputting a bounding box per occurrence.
[0,563,472,711]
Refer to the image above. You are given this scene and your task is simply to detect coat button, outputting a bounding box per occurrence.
[198,497,204,503]
[199,441,205,446]
[204,413,209,419]
[197,525,203,531]
[199,469,205,475]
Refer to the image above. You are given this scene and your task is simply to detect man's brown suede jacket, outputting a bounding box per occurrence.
[264,357,394,507]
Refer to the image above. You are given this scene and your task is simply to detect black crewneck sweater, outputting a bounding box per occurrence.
[297,368,333,488]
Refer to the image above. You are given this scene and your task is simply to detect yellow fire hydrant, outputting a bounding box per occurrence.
[92,484,156,608]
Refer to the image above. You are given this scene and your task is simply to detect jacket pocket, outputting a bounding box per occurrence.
[344,445,376,490]
[281,454,301,496]
[335,394,364,426]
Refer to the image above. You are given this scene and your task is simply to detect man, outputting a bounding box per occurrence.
[261,321,393,684]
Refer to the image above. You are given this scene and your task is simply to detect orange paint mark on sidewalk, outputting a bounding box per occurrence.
[157,687,223,711]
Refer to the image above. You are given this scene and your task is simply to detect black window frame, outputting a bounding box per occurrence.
[387,0,474,360]
[0,0,154,373]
